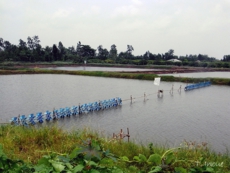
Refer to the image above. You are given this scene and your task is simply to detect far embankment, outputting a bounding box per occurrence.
[0,68,230,86]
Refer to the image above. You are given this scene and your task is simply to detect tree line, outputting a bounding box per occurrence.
[0,36,229,68]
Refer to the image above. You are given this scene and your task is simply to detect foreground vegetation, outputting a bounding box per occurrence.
[0,125,230,173]
[0,67,230,86]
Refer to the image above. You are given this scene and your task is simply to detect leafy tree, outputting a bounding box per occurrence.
[223,62,229,68]
[3,41,11,50]
[222,55,230,62]
[26,36,42,61]
[168,49,174,56]
[32,36,40,48]
[76,41,81,56]
[33,36,42,61]
[19,39,27,48]
[97,45,109,60]
[124,45,134,59]
[58,41,66,61]
[68,46,75,54]
[164,49,174,60]
[97,45,103,56]
[44,46,52,62]
[2,40,12,61]
[143,51,150,60]
[52,44,58,61]
[72,54,83,63]
[78,45,95,59]
[27,36,34,50]
[0,38,4,50]
[127,45,134,54]
[109,44,117,61]
[143,51,159,61]
[0,36,224,66]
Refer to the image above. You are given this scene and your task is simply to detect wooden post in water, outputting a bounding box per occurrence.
[158,90,163,97]
[120,129,123,140]
[79,103,81,114]
[112,128,130,142]
[130,95,132,104]
[127,128,130,142]
[178,85,182,93]
[170,84,174,95]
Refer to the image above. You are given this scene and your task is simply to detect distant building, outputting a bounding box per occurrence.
[167,59,182,62]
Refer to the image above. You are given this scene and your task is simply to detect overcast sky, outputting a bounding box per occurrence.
[1,0,230,59]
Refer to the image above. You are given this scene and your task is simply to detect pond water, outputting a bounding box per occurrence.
[44,66,159,72]
[160,71,230,79]
[0,74,230,153]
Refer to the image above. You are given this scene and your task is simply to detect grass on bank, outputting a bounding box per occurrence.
[0,125,230,172]
[0,61,175,69]
[0,68,230,86]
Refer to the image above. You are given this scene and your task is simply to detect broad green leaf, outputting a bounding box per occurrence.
[89,169,100,173]
[120,156,129,162]
[69,147,81,159]
[88,160,98,166]
[107,155,117,162]
[165,152,175,164]
[129,165,138,172]
[100,157,114,166]
[175,167,187,173]
[38,157,50,166]
[111,168,124,173]
[206,167,214,172]
[50,160,65,172]
[33,164,53,173]
[139,154,147,162]
[91,140,101,151]
[148,154,161,165]
[65,162,73,169]
[149,166,162,173]
[133,156,140,162]
[73,164,84,172]
[58,155,70,163]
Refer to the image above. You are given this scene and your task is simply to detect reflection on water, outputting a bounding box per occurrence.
[0,74,230,153]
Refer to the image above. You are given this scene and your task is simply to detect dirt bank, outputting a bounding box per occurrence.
[8,64,230,74]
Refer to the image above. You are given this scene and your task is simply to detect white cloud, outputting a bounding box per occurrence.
[132,0,143,5]
[112,5,141,17]
[83,5,101,15]
[91,5,101,13]
[52,8,74,18]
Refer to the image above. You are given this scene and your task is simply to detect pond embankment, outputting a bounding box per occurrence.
[0,68,230,86]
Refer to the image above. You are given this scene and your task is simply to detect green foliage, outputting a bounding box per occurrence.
[148,154,161,165]
[0,125,230,172]
[0,143,122,173]
[0,136,122,173]
[2,36,230,68]
[119,142,230,173]
[0,144,31,172]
